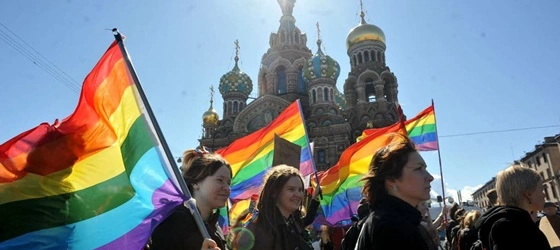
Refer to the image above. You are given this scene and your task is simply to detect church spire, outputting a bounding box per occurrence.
[359,0,367,24]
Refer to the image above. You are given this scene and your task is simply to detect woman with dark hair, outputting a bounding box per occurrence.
[355,134,436,250]
[235,164,319,250]
[150,148,232,250]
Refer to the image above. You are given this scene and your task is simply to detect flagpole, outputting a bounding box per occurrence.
[296,99,323,199]
[112,29,211,240]
[431,99,448,214]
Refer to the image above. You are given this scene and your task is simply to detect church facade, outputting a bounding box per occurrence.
[200,0,400,171]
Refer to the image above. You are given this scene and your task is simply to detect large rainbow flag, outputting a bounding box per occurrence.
[216,100,314,224]
[358,105,438,151]
[316,122,407,226]
[0,41,184,249]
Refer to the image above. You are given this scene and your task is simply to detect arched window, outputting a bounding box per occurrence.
[377,51,381,62]
[227,101,232,115]
[312,89,317,103]
[358,53,363,64]
[318,149,326,164]
[277,67,287,94]
[297,67,306,93]
[364,51,370,62]
[324,88,329,101]
[353,55,357,66]
[233,101,239,113]
[223,102,227,115]
[365,78,376,102]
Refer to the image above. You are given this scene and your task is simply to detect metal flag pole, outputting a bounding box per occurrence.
[112,28,211,240]
[431,99,448,214]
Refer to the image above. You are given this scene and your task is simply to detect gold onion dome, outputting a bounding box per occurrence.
[202,86,219,126]
[202,103,219,126]
[346,12,385,49]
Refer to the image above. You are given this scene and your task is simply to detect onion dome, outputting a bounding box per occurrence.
[346,11,385,49]
[202,86,219,126]
[219,40,253,96]
[303,38,340,82]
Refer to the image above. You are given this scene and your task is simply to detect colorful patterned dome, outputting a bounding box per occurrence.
[346,13,385,49]
[219,60,253,96]
[303,40,340,82]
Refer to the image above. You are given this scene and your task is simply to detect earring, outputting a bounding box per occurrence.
[393,185,398,191]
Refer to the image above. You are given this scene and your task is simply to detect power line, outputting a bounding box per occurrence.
[0,22,81,93]
[439,124,560,138]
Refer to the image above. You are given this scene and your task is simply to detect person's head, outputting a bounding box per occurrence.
[496,164,544,212]
[544,201,559,216]
[486,188,498,206]
[453,208,466,223]
[361,133,434,208]
[461,210,481,229]
[320,225,332,243]
[449,203,460,220]
[257,164,305,219]
[181,147,232,210]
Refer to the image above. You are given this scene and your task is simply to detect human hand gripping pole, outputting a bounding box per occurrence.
[112,28,212,245]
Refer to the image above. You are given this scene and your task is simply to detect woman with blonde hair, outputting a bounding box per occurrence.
[456,210,481,250]
[354,134,436,249]
[474,163,549,249]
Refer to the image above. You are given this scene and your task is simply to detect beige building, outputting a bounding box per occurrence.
[472,178,496,209]
[520,135,560,203]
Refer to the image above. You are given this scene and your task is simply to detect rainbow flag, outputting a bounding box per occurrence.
[216,100,313,225]
[405,105,438,151]
[358,105,438,151]
[0,41,184,249]
[316,122,407,226]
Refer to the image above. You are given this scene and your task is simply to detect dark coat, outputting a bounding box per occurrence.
[149,205,227,250]
[355,195,430,250]
[236,199,319,250]
[474,205,550,250]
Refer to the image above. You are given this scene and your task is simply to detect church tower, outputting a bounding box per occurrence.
[201,86,219,139]
[344,1,400,140]
[257,0,312,109]
[302,23,352,171]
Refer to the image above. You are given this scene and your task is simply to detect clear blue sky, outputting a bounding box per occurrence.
[1,0,559,202]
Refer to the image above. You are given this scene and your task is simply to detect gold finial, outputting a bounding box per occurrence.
[234,39,240,63]
[316,22,322,48]
[359,0,366,24]
[209,85,214,107]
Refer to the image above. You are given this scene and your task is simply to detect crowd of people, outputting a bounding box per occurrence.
[143,133,555,249]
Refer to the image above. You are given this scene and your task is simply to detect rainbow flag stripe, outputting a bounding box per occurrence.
[405,105,438,151]
[316,122,407,226]
[358,105,438,151]
[216,100,313,203]
[0,41,183,249]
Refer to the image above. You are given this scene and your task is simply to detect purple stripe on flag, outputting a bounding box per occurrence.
[98,180,184,250]
[415,141,439,151]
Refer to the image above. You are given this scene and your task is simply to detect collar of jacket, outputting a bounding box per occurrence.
[373,195,422,226]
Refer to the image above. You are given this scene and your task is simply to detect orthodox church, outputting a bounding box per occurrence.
[199,0,400,171]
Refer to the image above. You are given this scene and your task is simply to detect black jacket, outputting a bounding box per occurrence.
[236,199,319,250]
[355,195,430,250]
[149,205,227,250]
[474,205,550,250]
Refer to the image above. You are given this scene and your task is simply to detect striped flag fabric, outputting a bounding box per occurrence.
[0,41,184,249]
[216,100,314,225]
[315,122,408,226]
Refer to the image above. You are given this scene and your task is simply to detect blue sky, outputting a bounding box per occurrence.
[1,0,559,202]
